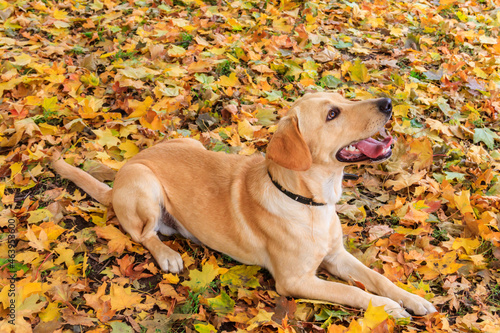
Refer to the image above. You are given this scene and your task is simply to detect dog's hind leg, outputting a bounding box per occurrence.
[112,164,184,273]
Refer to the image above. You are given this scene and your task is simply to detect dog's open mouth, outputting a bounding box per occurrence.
[336,130,393,163]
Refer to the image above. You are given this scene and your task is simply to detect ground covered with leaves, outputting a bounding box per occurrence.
[1,0,500,332]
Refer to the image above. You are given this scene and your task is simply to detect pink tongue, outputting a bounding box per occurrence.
[356,136,393,158]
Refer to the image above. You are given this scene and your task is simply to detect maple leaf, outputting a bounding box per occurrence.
[94,225,135,254]
[348,59,370,83]
[246,309,277,330]
[217,72,240,87]
[385,170,426,191]
[39,302,61,322]
[181,262,220,292]
[473,128,498,150]
[207,291,235,315]
[105,284,144,312]
[3,0,500,331]
[363,300,389,329]
[220,265,261,292]
[452,238,480,255]
[417,252,464,280]
[25,226,50,252]
[409,138,433,171]
[454,190,474,215]
[93,127,121,148]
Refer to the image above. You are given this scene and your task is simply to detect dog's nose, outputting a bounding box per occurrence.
[377,98,392,115]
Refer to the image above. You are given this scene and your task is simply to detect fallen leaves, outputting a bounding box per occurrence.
[94,225,135,254]
[1,0,500,332]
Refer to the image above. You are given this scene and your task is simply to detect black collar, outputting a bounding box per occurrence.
[267,171,326,206]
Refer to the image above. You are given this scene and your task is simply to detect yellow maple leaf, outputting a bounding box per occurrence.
[12,53,32,66]
[38,123,58,136]
[273,18,292,33]
[393,105,409,118]
[106,284,144,311]
[181,262,220,292]
[348,59,370,83]
[140,114,163,131]
[68,263,82,276]
[237,119,255,140]
[345,319,362,333]
[54,246,75,268]
[118,67,149,80]
[20,281,43,302]
[53,9,68,20]
[454,190,474,215]
[409,137,433,171]
[390,27,403,37]
[39,302,61,322]
[452,237,480,255]
[128,96,153,118]
[163,273,179,284]
[16,251,39,265]
[363,300,389,329]
[94,225,134,254]
[218,72,240,87]
[246,309,275,330]
[39,221,66,241]
[119,140,140,159]
[94,127,121,148]
[417,252,464,280]
[9,162,23,181]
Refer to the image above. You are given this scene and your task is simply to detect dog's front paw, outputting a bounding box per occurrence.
[400,293,437,316]
[158,251,184,273]
[371,297,411,319]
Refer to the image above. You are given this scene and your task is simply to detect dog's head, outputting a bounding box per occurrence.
[267,92,393,171]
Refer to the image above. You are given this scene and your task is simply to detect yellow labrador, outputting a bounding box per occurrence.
[52,92,437,318]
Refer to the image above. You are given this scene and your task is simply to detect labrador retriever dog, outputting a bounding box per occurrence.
[52,92,437,318]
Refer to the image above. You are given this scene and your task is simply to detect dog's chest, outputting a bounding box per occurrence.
[287,205,339,243]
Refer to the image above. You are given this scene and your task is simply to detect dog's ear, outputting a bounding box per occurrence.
[267,115,312,171]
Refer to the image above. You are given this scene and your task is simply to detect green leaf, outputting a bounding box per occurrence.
[444,171,466,182]
[319,75,341,88]
[264,90,282,102]
[194,323,217,333]
[207,291,235,315]
[333,40,352,49]
[314,308,350,321]
[473,128,498,149]
[194,73,214,85]
[220,265,261,292]
[109,321,134,333]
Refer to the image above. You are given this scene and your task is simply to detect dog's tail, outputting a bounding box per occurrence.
[51,150,113,206]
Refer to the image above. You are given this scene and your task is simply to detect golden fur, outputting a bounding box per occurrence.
[52,92,437,318]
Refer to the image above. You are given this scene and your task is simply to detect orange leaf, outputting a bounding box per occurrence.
[94,225,134,254]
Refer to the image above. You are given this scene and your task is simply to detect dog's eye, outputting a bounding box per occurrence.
[327,107,340,121]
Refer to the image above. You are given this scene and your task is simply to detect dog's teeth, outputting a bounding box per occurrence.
[345,145,359,153]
